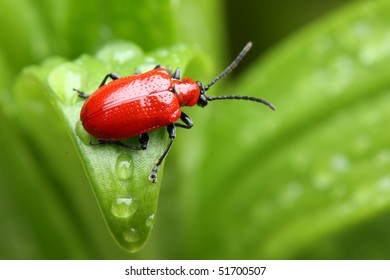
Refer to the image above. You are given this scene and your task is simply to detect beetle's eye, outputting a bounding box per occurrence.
[196,82,208,107]
[196,89,208,107]
[197,94,208,107]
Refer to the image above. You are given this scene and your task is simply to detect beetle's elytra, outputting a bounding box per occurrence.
[74,42,275,183]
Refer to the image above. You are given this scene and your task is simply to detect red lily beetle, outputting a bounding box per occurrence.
[74,42,275,183]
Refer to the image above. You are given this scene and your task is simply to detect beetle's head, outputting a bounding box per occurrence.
[196,81,208,107]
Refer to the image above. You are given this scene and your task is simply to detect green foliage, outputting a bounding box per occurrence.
[1,0,390,259]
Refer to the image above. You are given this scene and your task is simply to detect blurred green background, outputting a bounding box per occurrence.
[1,0,390,259]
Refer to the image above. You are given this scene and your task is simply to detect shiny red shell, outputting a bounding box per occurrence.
[80,68,199,140]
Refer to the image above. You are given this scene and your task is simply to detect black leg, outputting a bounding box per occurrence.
[174,112,193,129]
[98,73,120,88]
[171,68,181,79]
[149,124,176,183]
[90,133,149,150]
[73,88,89,99]
[138,133,149,150]
[73,72,120,99]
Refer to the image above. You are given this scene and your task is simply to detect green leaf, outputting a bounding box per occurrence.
[14,42,198,253]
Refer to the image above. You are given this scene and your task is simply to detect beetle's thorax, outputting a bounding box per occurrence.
[173,78,199,107]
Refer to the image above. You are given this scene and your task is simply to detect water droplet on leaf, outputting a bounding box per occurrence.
[123,228,141,243]
[330,154,350,173]
[115,154,134,180]
[75,120,91,145]
[145,214,156,228]
[111,197,138,218]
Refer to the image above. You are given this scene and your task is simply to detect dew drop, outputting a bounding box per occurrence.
[359,46,376,65]
[156,49,169,57]
[138,58,157,73]
[337,203,354,217]
[375,150,390,166]
[113,49,139,64]
[75,120,91,145]
[330,154,350,173]
[378,176,390,191]
[115,154,134,180]
[280,182,303,208]
[314,35,333,55]
[123,228,141,243]
[287,182,303,198]
[62,72,82,105]
[353,135,371,154]
[96,42,143,65]
[145,214,156,228]
[313,172,333,191]
[352,21,371,38]
[330,184,347,199]
[111,197,138,218]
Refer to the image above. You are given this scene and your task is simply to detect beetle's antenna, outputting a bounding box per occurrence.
[203,42,275,111]
[204,42,252,91]
[207,95,275,110]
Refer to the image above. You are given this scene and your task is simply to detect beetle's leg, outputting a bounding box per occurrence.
[73,73,120,98]
[153,65,162,69]
[149,123,176,183]
[138,133,149,150]
[171,68,181,80]
[98,73,120,88]
[90,134,148,150]
[174,112,193,129]
[73,88,89,99]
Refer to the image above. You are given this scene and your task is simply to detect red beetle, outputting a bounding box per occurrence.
[74,42,275,183]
